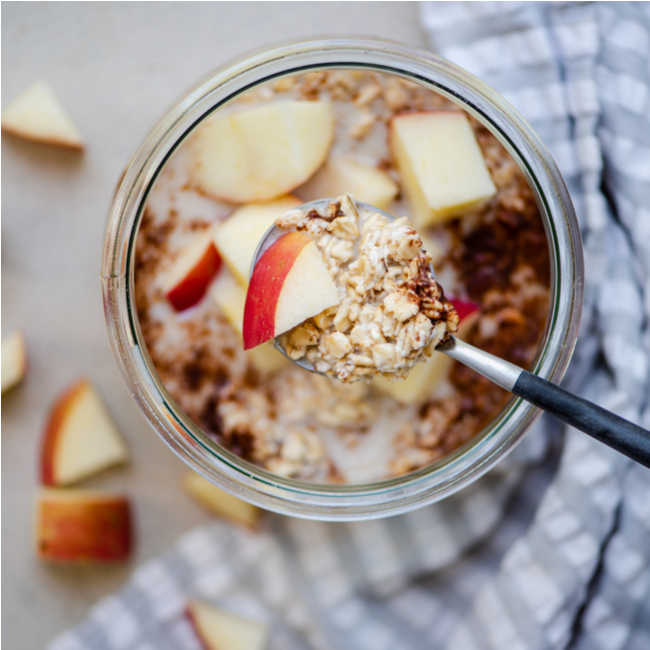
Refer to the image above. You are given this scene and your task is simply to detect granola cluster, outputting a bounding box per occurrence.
[276,195,459,382]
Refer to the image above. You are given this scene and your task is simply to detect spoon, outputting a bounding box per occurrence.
[252,198,650,468]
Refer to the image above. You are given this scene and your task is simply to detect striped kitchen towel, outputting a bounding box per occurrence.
[50,3,650,649]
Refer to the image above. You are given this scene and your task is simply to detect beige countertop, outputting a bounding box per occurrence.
[1,3,426,647]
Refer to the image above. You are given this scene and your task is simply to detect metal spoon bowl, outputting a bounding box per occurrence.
[250,198,650,467]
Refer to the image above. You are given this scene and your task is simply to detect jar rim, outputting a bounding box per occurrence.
[102,37,584,520]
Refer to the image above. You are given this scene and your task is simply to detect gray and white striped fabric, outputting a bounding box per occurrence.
[50,3,650,649]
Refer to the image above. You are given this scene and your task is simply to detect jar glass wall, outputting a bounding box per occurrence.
[102,38,584,520]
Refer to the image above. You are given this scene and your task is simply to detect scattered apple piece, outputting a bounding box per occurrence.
[164,227,222,312]
[182,472,261,531]
[210,271,289,373]
[186,599,269,650]
[190,101,335,203]
[243,231,340,350]
[1,81,84,150]
[297,156,399,210]
[35,488,132,562]
[41,380,129,486]
[1,330,27,393]
[390,111,496,228]
[214,196,302,286]
[373,299,480,403]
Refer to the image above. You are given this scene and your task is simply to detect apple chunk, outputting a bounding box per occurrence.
[213,196,301,286]
[373,299,480,404]
[1,330,27,393]
[164,227,222,312]
[210,270,289,373]
[211,270,247,336]
[35,489,132,562]
[190,101,335,203]
[182,472,261,531]
[1,81,84,150]
[187,600,269,650]
[297,156,399,210]
[390,111,496,228]
[41,380,129,486]
[243,231,340,350]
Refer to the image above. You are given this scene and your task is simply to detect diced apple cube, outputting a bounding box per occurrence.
[214,196,301,286]
[190,101,335,203]
[182,472,261,531]
[390,111,496,228]
[297,156,398,210]
[35,488,132,562]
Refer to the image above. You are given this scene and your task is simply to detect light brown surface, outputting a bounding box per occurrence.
[1,3,426,647]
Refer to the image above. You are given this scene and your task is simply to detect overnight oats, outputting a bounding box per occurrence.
[250,194,460,382]
[133,69,551,483]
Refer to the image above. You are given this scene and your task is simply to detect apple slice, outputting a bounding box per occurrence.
[1,330,27,393]
[182,472,261,531]
[390,111,496,228]
[164,226,222,312]
[186,600,268,650]
[373,299,480,403]
[210,270,289,373]
[243,231,340,350]
[190,101,335,203]
[41,380,129,486]
[297,156,399,210]
[35,488,132,562]
[1,81,84,150]
[213,195,302,286]
[211,270,246,335]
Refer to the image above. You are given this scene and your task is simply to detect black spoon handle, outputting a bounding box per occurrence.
[440,336,650,468]
[512,370,650,467]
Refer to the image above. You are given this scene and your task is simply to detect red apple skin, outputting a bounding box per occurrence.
[41,380,86,486]
[36,492,132,562]
[242,231,311,350]
[451,298,480,324]
[166,242,222,312]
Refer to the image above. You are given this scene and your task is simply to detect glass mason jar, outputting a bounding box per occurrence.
[102,38,584,521]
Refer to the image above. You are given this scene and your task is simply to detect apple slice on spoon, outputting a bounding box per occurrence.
[243,231,340,350]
